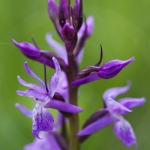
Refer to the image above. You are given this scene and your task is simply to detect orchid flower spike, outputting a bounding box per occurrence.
[16,57,82,138]
[78,82,146,149]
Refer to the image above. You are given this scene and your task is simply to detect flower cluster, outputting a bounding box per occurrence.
[13,0,146,150]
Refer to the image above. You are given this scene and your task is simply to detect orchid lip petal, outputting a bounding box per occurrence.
[114,119,137,147]
[32,103,54,138]
[15,103,32,118]
[45,100,83,113]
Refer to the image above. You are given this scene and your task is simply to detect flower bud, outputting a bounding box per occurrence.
[73,0,83,31]
[48,0,59,22]
[98,57,135,79]
[62,22,75,41]
[12,39,40,59]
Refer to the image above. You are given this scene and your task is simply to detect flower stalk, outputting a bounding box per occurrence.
[67,53,80,150]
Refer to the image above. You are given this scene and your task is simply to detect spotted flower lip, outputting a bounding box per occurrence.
[16,57,82,138]
[15,106,68,150]
[72,57,135,86]
[78,82,146,148]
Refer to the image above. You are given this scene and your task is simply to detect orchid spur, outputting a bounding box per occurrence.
[16,57,82,138]
[78,82,146,149]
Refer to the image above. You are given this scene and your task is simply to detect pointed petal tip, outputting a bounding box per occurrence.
[128,57,135,63]
[15,103,19,108]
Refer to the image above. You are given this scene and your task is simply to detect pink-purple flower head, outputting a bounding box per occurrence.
[78,82,146,149]
[16,57,82,138]
[72,57,135,86]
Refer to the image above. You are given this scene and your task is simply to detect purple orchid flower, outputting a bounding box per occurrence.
[15,106,67,150]
[16,57,82,138]
[72,57,135,86]
[15,105,67,150]
[78,82,146,149]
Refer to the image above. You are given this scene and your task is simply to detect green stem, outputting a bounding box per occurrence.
[67,54,80,150]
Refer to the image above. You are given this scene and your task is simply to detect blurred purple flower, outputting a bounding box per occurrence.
[72,57,135,86]
[16,57,82,138]
[78,82,146,148]
[24,131,62,150]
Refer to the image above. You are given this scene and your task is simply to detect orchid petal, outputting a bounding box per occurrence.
[98,57,135,79]
[103,82,131,101]
[45,100,82,113]
[46,33,68,64]
[24,62,45,89]
[48,57,61,98]
[17,76,44,93]
[56,72,68,100]
[114,119,137,147]
[15,103,32,118]
[17,90,48,102]
[118,97,146,110]
[24,131,61,150]
[72,72,100,86]
[78,114,117,136]
[106,98,132,115]
[32,102,54,138]
[75,49,84,65]
[78,16,94,37]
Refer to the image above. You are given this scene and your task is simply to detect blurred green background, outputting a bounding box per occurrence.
[1,0,150,149]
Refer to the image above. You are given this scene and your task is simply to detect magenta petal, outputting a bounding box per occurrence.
[17,76,44,92]
[118,97,146,110]
[78,114,118,136]
[114,119,137,147]
[46,33,68,65]
[45,100,82,113]
[103,81,131,101]
[15,103,32,118]
[24,62,45,89]
[32,104,54,138]
[17,90,47,102]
